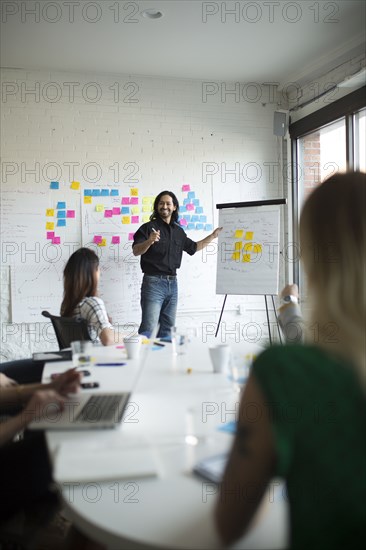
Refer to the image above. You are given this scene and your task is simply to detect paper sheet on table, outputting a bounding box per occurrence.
[53,442,160,483]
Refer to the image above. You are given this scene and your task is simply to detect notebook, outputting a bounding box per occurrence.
[29,325,158,431]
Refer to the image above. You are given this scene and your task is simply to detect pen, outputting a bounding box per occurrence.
[153,341,165,347]
[95,362,126,366]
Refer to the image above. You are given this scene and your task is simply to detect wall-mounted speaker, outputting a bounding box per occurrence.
[273,111,287,136]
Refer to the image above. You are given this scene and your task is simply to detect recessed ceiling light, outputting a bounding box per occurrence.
[141,9,163,19]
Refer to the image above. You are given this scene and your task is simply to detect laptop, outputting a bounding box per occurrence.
[29,325,158,430]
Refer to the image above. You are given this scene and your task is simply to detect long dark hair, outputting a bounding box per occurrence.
[150,190,179,223]
[61,248,99,317]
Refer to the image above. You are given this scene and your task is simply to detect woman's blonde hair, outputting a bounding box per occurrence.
[299,171,366,386]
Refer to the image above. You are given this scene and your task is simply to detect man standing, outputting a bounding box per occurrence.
[132,190,222,339]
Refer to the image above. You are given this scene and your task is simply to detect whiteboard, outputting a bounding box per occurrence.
[216,205,281,296]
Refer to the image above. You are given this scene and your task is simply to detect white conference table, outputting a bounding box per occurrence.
[44,340,289,549]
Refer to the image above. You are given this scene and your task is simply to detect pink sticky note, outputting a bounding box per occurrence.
[128,232,135,241]
[182,184,191,192]
[66,210,75,218]
[130,197,138,205]
[112,207,120,215]
[179,219,188,227]
[131,216,139,224]
[122,197,130,205]
[52,237,61,244]
[46,231,55,239]
[104,210,113,218]
[94,235,103,244]
[111,236,120,244]
[186,203,194,211]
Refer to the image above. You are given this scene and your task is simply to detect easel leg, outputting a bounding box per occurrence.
[264,295,272,345]
[215,295,227,337]
[271,295,283,344]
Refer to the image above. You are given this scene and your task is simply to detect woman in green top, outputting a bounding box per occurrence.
[215,172,366,549]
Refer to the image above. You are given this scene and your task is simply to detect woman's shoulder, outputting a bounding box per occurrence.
[79,296,106,309]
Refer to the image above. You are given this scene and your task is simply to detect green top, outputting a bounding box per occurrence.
[252,345,366,550]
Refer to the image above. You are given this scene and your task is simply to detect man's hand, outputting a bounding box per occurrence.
[149,228,160,244]
[280,284,299,299]
[212,227,223,238]
[0,373,17,388]
[51,368,81,396]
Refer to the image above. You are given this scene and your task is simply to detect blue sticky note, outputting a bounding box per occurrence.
[57,202,66,209]
[188,191,195,199]
[192,199,200,206]
[57,219,66,227]
[196,223,204,230]
[187,223,195,230]
[205,224,213,231]
[217,421,236,434]
[196,206,203,214]
[50,181,59,190]
[84,189,92,196]
[110,189,119,196]
[92,189,101,196]
[101,189,109,196]
[183,198,190,205]
[199,215,207,223]
[57,210,66,218]
[191,215,199,222]
[183,215,191,221]
[180,206,187,213]
[121,207,129,214]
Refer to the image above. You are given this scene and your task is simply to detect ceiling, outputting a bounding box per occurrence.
[1,0,365,85]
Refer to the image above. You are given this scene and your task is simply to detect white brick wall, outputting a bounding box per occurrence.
[0,68,285,360]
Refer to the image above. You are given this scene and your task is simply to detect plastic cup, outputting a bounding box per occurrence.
[71,340,93,368]
[171,326,189,355]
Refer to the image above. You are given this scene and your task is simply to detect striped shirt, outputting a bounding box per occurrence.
[73,297,113,343]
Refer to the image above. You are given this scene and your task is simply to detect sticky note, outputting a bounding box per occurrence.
[71,181,80,190]
[111,236,120,244]
[104,210,113,218]
[184,215,191,221]
[192,199,200,206]
[131,206,139,214]
[179,219,188,227]
[84,190,92,196]
[98,238,107,247]
[142,215,150,223]
[128,233,135,241]
[46,232,54,239]
[131,216,139,224]
[57,210,66,218]
[121,207,129,214]
[243,254,251,262]
[122,216,131,224]
[180,206,187,213]
[122,197,130,205]
[183,198,190,205]
[66,210,75,218]
[244,243,253,252]
[110,190,119,196]
[52,237,61,244]
[101,189,109,196]
[142,205,150,213]
[187,223,195,230]
[186,204,194,211]
[205,224,213,231]
[253,244,262,253]
[57,219,66,227]
[235,242,243,251]
[92,189,101,196]
[182,184,190,192]
[50,181,59,189]
[93,235,103,244]
[245,231,254,240]
[130,188,138,196]
[84,196,92,204]
[46,209,55,216]
[195,206,203,213]
[46,222,54,230]
[196,223,204,230]
[130,197,138,205]
[191,215,199,222]
[188,192,195,199]
[112,207,120,215]
[142,197,151,204]
[234,230,243,239]
[95,204,104,213]
[232,252,240,261]
[199,215,207,223]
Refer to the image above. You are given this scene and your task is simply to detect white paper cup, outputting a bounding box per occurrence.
[209,345,231,373]
[71,340,93,368]
[123,334,142,359]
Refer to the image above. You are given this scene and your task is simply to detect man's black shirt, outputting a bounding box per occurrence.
[133,217,197,276]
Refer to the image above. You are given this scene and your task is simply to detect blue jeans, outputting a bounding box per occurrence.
[139,275,178,339]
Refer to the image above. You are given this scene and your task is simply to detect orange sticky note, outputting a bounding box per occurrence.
[71,181,80,190]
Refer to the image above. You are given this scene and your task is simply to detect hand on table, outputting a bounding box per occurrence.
[51,368,81,396]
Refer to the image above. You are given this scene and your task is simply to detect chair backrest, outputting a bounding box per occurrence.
[42,310,91,350]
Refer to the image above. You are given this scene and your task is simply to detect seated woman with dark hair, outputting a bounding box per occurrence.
[61,247,129,346]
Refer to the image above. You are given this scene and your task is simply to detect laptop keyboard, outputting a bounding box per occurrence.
[75,394,128,424]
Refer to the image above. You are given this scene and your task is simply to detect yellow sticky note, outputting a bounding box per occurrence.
[142,197,151,204]
[234,230,243,239]
[46,209,54,216]
[243,254,251,262]
[84,196,92,204]
[130,188,138,196]
[232,252,241,261]
[253,244,262,253]
[234,242,243,251]
[142,205,151,213]
[143,215,150,222]
[98,238,107,247]
[245,231,254,240]
[71,181,80,190]
[95,204,104,212]
[244,243,253,252]
[131,206,140,214]
[46,222,54,230]
[122,216,131,224]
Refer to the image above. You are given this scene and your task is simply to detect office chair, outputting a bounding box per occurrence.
[41,311,91,350]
